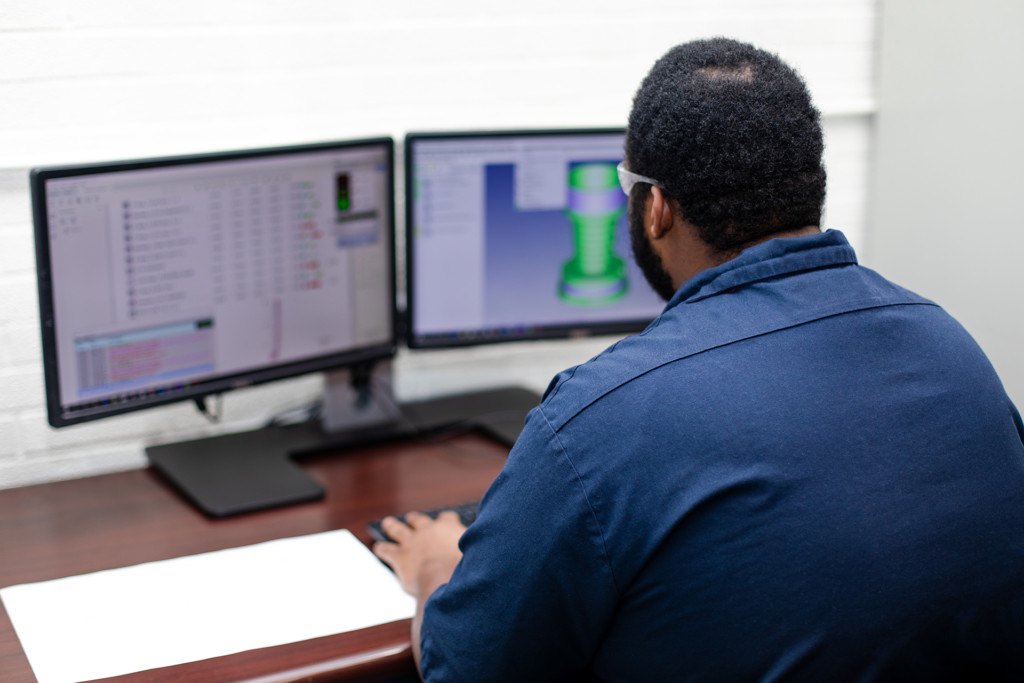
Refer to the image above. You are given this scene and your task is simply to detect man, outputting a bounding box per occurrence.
[374,38,1024,681]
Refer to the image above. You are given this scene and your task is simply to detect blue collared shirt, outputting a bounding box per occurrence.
[421,230,1024,682]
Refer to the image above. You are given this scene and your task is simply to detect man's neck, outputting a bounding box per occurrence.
[672,225,822,289]
[738,225,822,252]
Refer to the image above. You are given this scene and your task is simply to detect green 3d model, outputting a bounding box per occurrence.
[559,162,628,305]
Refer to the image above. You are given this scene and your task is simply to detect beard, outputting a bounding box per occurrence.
[628,190,677,302]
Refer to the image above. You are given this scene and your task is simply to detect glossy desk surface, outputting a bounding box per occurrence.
[0,430,509,683]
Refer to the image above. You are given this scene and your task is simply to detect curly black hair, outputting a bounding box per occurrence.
[625,38,826,252]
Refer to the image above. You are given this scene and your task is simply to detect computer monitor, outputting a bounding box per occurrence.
[404,129,666,349]
[31,138,398,515]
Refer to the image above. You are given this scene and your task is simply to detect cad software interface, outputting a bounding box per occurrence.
[42,144,393,420]
[408,132,666,345]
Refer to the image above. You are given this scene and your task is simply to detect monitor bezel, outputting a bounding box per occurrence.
[32,138,398,428]
[403,127,657,350]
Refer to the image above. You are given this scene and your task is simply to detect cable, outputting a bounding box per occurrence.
[192,394,223,424]
[262,399,322,428]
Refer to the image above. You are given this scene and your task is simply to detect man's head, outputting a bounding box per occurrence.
[625,38,826,257]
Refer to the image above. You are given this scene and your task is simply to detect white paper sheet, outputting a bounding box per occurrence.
[0,529,415,683]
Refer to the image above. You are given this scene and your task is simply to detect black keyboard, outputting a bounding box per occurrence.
[367,500,480,543]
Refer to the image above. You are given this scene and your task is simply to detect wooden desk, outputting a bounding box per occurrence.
[0,430,509,683]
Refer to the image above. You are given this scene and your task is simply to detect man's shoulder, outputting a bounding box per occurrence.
[537,330,665,432]
[538,262,941,433]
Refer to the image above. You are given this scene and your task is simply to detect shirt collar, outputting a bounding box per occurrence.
[665,229,859,308]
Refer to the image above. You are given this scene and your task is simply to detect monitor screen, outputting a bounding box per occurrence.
[33,139,396,428]
[404,129,666,348]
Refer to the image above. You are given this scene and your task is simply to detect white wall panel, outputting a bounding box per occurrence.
[868,0,1024,404]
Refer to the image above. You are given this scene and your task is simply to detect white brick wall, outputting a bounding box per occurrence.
[0,0,878,489]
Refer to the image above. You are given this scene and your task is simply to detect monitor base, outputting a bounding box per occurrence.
[146,385,541,518]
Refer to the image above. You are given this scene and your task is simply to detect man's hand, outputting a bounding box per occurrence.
[372,510,466,597]
[372,510,467,672]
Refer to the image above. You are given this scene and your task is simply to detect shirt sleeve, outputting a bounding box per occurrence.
[419,405,620,682]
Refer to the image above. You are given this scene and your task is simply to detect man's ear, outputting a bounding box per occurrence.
[648,186,675,240]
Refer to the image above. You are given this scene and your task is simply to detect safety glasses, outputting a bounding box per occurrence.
[616,161,662,195]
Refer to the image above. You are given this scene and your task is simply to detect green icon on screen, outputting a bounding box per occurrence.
[559,162,628,306]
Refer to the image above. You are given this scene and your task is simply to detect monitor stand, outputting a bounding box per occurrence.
[146,362,541,518]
